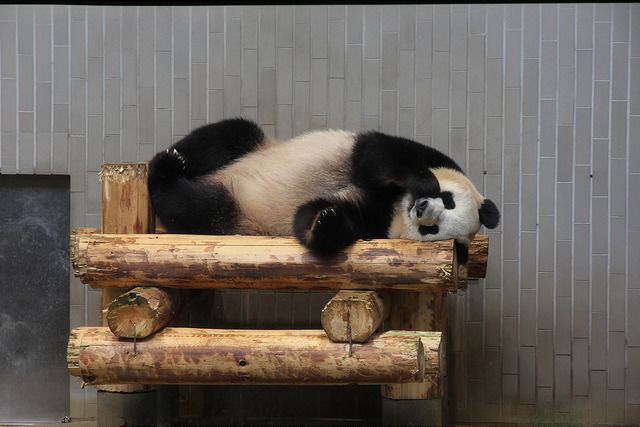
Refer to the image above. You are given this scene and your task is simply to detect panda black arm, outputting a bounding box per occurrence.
[293,198,365,253]
[351,131,463,199]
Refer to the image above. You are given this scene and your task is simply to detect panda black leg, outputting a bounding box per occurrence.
[293,199,362,253]
[149,174,240,236]
[166,118,266,178]
[148,118,264,235]
[454,241,469,265]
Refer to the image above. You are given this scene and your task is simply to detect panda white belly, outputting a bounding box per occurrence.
[203,129,359,236]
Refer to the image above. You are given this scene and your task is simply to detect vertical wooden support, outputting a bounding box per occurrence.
[380,243,464,426]
[381,292,447,426]
[98,163,156,426]
[380,242,459,426]
[381,292,447,399]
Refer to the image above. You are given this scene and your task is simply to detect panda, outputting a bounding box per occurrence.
[148,118,499,264]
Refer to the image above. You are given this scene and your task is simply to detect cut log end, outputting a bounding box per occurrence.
[107,287,180,339]
[321,290,389,342]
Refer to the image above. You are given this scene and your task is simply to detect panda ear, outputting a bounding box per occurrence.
[479,199,500,229]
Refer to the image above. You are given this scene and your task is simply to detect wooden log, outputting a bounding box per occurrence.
[321,290,390,342]
[98,163,155,395]
[68,327,442,385]
[379,241,465,401]
[381,291,447,400]
[71,233,476,292]
[99,163,154,235]
[107,286,180,339]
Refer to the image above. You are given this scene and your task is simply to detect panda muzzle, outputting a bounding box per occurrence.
[414,198,429,218]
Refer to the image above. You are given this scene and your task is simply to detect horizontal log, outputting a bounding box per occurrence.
[107,287,180,339]
[70,232,487,292]
[321,290,390,342]
[68,327,442,385]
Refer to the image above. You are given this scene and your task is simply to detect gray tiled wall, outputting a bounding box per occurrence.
[0,4,638,424]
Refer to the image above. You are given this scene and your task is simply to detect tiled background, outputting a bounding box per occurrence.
[1,3,639,424]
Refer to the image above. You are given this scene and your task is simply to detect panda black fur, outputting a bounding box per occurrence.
[148,118,500,263]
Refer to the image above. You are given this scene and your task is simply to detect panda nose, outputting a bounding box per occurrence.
[415,199,429,218]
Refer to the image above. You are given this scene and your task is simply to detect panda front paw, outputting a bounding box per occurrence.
[294,201,359,253]
[311,206,342,236]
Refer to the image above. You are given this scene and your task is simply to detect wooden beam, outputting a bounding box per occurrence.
[321,290,390,342]
[68,327,442,385]
[71,232,478,292]
[106,286,180,339]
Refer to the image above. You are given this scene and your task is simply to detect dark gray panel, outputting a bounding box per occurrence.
[0,175,70,423]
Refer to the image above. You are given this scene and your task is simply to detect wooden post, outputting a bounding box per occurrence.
[381,291,448,426]
[68,327,442,385]
[98,163,154,333]
[107,286,180,339]
[379,243,468,426]
[97,163,156,425]
[321,290,390,342]
[71,233,478,292]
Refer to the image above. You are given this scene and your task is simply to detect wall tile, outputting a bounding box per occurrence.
[594,22,611,80]
[555,297,571,355]
[519,346,536,405]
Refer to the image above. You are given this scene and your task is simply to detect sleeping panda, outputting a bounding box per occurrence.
[148,118,499,264]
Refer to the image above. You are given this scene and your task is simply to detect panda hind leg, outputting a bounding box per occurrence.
[169,118,266,178]
[293,199,362,253]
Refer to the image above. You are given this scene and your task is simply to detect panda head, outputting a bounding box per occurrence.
[388,167,500,263]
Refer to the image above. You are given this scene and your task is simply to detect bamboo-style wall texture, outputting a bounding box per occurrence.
[0,4,638,424]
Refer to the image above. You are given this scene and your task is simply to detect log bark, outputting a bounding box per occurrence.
[98,163,155,394]
[321,290,390,342]
[107,287,180,339]
[68,327,442,386]
[72,233,478,292]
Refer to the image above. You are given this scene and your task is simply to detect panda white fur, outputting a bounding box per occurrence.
[148,118,499,263]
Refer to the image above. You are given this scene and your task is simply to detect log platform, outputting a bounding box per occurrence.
[71,161,492,427]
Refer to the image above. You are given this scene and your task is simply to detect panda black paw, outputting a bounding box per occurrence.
[167,148,187,170]
[310,206,343,237]
[150,147,188,178]
[294,201,359,253]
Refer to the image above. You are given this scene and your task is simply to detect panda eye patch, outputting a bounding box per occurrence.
[441,191,455,210]
[419,225,440,236]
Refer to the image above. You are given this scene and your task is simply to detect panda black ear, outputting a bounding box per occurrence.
[479,199,500,229]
